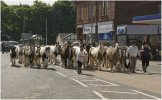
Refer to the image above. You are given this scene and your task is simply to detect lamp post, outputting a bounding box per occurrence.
[45,19,47,45]
[95,1,98,43]
[90,1,93,44]
[23,12,26,33]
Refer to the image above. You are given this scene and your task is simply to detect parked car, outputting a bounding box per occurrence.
[1,41,19,52]
[8,41,19,49]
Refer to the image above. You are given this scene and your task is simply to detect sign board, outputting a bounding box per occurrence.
[117,26,126,35]
[83,26,95,34]
[98,24,113,33]
[21,33,32,40]
[127,25,159,35]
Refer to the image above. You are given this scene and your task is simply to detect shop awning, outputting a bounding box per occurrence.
[132,13,161,24]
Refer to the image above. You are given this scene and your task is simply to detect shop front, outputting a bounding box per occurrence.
[83,21,114,45]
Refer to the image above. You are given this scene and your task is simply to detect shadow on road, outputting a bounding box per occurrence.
[12,65,21,68]
[45,68,56,71]
[82,73,94,76]
[134,72,161,75]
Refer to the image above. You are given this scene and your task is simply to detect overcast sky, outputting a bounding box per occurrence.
[2,0,57,6]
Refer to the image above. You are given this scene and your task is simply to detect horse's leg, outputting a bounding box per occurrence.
[97,59,101,71]
[19,55,22,64]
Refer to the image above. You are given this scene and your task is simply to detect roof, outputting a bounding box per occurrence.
[21,33,32,40]
[58,33,67,39]
[64,33,75,39]
[56,33,68,45]
[132,13,161,24]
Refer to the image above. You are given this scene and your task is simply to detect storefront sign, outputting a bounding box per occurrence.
[117,26,126,35]
[98,24,113,40]
[98,25,113,33]
[83,26,95,34]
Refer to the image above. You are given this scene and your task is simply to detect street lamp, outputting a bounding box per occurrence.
[45,19,48,45]
[23,12,26,33]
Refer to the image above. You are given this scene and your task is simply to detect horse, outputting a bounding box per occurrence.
[88,43,104,71]
[105,43,122,72]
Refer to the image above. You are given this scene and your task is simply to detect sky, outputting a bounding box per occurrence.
[2,0,57,6]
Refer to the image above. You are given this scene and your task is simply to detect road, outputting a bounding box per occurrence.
[1,53,161,99]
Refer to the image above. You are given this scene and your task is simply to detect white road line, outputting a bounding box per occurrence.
[90,84,114,87]
[82,79,98,81]
[102,91,138,94]
[94,78,119,86]
[71,78,88,87]
[56,72,66,77]
[72,75,88,78]
[93,91,107,100]
[132,90,161,99]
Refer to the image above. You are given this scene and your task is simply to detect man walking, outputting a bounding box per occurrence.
[126,41,141,73]
[1,41,5,54]
[77,45,85,74]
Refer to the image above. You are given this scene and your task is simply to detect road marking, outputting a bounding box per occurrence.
[90,84,114,87]
[72,75,88,78]
[55,66,64,69]
[25,96,36,99]
[56,72,66,77]
[132,90,161,99]
[102,91,138,94]
[71,78,88,87]
[93,91,107,100]
[82,79,98,81]
[94,78,119,86]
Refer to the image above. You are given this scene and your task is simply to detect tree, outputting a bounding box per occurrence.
[1,0,76,44]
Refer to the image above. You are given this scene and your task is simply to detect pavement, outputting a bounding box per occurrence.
[1,53,161,99]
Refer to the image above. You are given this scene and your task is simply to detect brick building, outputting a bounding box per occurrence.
[75,1,161,46]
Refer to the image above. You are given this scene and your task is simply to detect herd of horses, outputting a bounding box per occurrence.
[10,41,130,73]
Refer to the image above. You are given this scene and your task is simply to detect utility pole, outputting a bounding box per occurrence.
[95,1,98,43]
[46,19,47,45]
[23,12,25,33]
[90,1,93,44]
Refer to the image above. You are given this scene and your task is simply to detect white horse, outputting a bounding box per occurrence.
[89,43,104,71]
[71,46,88,69]
[49,44,61,65]
[40,45,50,68]
[15,45,24,64]
[23,45,31,67]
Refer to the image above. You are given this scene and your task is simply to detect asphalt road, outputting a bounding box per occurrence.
[1,53,161,99]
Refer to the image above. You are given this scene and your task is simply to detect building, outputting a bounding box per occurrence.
[56,33,67,45]
[75,1,160,45]
[64,33,77,43]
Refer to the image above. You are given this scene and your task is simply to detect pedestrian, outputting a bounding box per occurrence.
[1,41,5,54]
[140,43,153,72]
[142,35,151,49]
[126,41,141,73]
[77,45,85,74]
[92,41,96,47]
[64,41,72,69]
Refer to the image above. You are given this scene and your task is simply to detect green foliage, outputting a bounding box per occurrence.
[1,0,76,44]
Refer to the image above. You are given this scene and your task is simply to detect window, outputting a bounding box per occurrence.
[81,7,84,20]
[78,6,81,20]
[88,2,93,18]
[105,1,108,15]
[158,4,161,13]
[102,1,108,16]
